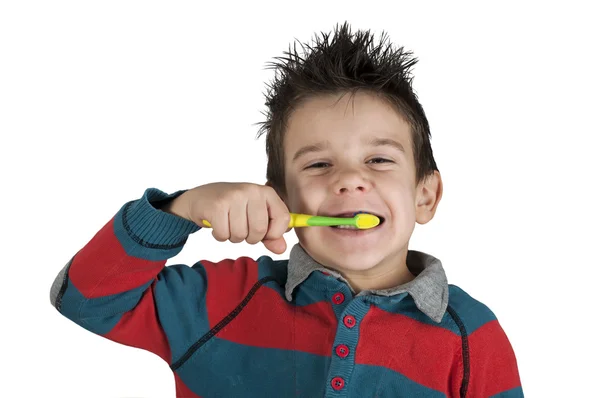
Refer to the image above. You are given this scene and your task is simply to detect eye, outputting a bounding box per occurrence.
[306,162,330,169]
[305,158,393,169]
[368,158,393,164]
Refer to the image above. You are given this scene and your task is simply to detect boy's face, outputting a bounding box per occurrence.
[280,91,442,281]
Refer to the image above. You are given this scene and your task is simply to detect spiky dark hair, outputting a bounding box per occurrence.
[256,22,439,195]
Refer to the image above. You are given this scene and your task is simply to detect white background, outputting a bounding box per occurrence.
[1,1,598,397]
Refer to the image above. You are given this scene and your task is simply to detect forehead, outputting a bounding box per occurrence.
[284,91,412,156]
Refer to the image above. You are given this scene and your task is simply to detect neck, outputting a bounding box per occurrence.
[345,264,415,294]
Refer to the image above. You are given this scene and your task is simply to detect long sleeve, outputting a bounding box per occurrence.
[49,187,204,365]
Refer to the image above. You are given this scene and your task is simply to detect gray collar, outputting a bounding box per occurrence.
[285,243,449,323]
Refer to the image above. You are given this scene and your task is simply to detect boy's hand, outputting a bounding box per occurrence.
[160,183,291,254]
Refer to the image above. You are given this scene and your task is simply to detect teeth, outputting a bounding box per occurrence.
[335,213,363,218]
[334,225,358,229]
[335,211,375,218]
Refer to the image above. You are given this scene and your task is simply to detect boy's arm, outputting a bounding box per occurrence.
[466,319,524,397]
[49,187,204,364]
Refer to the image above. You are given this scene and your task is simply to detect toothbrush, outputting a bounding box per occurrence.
[200,213,380,230]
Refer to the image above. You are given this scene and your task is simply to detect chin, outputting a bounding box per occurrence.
[330,259,380,273]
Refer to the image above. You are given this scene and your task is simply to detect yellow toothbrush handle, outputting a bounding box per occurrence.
[288,213,311,227]
[201,213,308,229]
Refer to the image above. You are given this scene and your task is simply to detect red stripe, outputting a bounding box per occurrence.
[215,287,337,357]
[103,282,171,363]
[174,373,202,398]
[203,257,260,327]
[467,320,521,397]
[355,306,463,394]
[69,217,165,298]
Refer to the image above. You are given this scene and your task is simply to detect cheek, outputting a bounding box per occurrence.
[381,180,415,218]
[287,175,326,211]
[393,193,416,225]
[285,184,313,213]
[294,191,323,214]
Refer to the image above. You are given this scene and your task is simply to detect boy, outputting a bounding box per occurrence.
[50,23,523,397]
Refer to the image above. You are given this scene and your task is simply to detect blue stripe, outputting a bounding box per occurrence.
[113,188,200,262]
[256,255,345,308]
[59,277,151,335]
[256,255,289,300]
[256,255,288,285]
[114,204,188,262]
[154,263,211,364]
[448,285,497,335]
[176,337,330,397]
[174,337,448,397]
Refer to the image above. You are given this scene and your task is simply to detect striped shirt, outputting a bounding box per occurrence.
[50,187,523,397]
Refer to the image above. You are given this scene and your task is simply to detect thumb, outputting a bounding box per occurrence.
[262,237,287,255]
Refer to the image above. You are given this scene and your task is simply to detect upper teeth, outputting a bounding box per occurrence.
[335,225,358,229]
[337,212,366,217]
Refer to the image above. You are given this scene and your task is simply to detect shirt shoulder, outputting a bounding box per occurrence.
[447,287,522,396]
[446,284,499,336]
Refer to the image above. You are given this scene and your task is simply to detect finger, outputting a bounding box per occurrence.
[228,199,249,244]
[246,198,269,245]
[263,190,291,241]
[262,237,287,255]
[211,204,230,242]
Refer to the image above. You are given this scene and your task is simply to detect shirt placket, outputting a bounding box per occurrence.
[325,287,370,398]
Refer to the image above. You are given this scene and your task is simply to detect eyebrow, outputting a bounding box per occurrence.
[292,141,331,162]
[368,137,406,154]
[292,137,405,163]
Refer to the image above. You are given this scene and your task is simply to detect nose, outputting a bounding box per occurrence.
[332,168,372,196]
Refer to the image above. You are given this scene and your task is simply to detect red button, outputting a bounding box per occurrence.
[343,315,356,328]
[331,376,345,391]
[335,344,350,358]
[332,292,345,305]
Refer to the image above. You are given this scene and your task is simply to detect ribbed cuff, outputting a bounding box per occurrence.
[122,187,201,247]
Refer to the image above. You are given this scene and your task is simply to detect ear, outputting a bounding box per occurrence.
[415,171,443,225]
